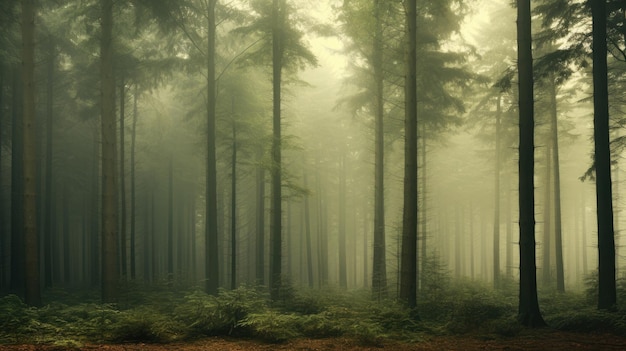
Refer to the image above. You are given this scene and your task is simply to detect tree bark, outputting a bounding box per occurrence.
[44,44,54,288]
[119,76,127,279]
[338,155,347,288]
[21,0,40,307]
[10,66,24,296]
[591,0,617,311]
[269,0,285,301]
[371,0,387,299]
[230,122,237,290]
[542,142,552,286]
[256,148,266,285]
[493,94,501,289]
[549,75,565,293]
[130,85,137,279]
[516,0,545,327]
[205,0,219,295]
[100,0,119,303]
[303,170,314,288]
[399,0,418,310]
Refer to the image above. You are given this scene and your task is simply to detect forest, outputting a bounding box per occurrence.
[2,0,626,349]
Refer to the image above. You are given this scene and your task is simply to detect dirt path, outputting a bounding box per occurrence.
[2,331,625,350]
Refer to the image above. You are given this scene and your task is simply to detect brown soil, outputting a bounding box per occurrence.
[1,331,625,351]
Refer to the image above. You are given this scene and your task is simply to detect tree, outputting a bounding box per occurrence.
[591,0,617,311]
[270,0,285,301]
[399,0,418,310]
[21,0,40,307]
[205,0,219,295]
[100,0,119,303]
[516,0,545,327]
[371,0,387,298]
[236,0,317,300]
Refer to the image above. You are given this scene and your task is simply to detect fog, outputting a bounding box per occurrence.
[2,0,626,347]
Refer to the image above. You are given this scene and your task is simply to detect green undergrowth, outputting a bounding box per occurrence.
[2,269,626,346]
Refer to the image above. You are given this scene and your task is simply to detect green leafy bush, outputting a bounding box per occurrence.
[174,287,267,337]
[238,311,300,342]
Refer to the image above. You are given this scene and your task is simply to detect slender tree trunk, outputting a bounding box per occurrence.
[168,158,174,278]
[100,0,119,303]
[119,76,127,279]
[338,155,347,288]
[371,0,387,298]
[316,157,328,286]
[549,75,565,292]
[399,0,418,310]
[493,94,501,289]
[455,207,461,278]
[542,143,552,286]
[506,177,513,277]
[230,123,237,290]
[303,171,314,288]
[21,0,40,306]
[516,0,544,327]
[44,45,54,288]
[256,149,265,285]
[130,85,137,279]
[469,203,475,279]
[363,201,369,288]
[269,0,285,301]
[91,124,100,287]
[591,0,617,311]
[420,123,427,288]
[62,184,70,284]
[582,191,588,276]
[10,67,24,296]
[205,0,219,295]
[0,67,4,289]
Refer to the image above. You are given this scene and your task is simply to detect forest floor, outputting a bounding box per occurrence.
[2,330,626,351]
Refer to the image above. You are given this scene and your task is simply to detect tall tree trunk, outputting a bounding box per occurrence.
[582,191,588,276]
[371,0,387,299]
[516,0,544,327]
[542,143,552,286]
[130,85,137,279]
[316,157,328,286]
[591,0,617,311]
[338,155,347,288]
[119,76,127,279]
[469,203,475,279]
[62,184,70,284]
[363,201,368,288]
[230,123,237,290]
[269,0,285,301]
[255,148,265,285]
[549,74,565,293]
[10,66,24,296]
[21,0,40,306]
[399,0,418,310]
[420,123,427,288]
[506,176,513,277]
[303,170,314,288]
[44,44,54,288]
[0,67,4,289]
[493,94,501,289]
[168,158,174,278]
[100,0,119,303]
[90,123,100,287]
[205,0,219,295]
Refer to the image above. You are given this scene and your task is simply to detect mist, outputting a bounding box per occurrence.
[1,0,626,349]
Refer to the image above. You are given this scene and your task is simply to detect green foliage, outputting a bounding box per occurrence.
[238,311,301,342]
[5,275,626,346]
[0,295,40,343]
[173,287,268,337]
